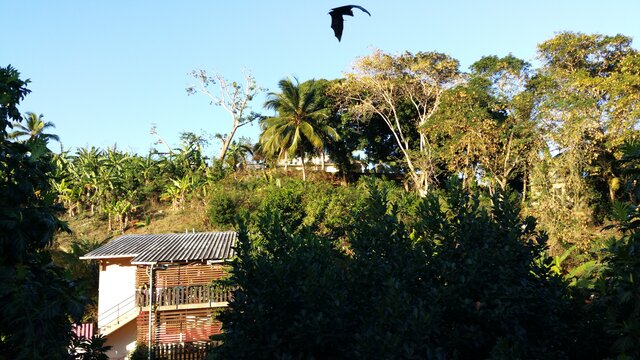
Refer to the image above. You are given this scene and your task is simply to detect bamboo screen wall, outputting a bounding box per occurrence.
[135,263,228,344]
[137,308,223,344]
[135,263,228,288]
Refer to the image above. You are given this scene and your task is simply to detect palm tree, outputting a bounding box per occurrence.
[259,78,338,180]
[10,112,60,143]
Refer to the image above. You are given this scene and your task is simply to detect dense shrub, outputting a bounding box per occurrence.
[208,189,240,229]
[259,182,305,231]
[129,343,149,360]
[213,179,573,359]
[588,140,640,358]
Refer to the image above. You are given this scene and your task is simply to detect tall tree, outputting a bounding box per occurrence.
[534,32,640,205]
[335,50,462,194]
[10,112,60,143]
[187,70,264,165]
[259,78,339,181]
[0,65,85,359]
[471,56,539,196]
[311,79,363,176]
[426,55,540,195]
[529,32,640,251]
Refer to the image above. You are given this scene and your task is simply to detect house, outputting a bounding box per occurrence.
[80,231,236,360]
[279,154,340,173]
[274,154,368,174]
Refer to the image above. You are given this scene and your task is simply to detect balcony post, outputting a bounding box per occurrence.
[147,264,154,360]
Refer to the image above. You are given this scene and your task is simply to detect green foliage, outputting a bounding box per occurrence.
[214,179,572,359]
[213,210,350,359]
[427,55,538,194]
[9,112,60,143]
[530,32,640,241]
[259,77,338,181]
[0,65,30,134]
[525,150,600,253]
[590,141,640,358]
[51,238,103,321]
[49,137,217,230]
[0,65,86,359]
[310,79,360,175]
[596,232,640,358]
[618,139,640,206]
[70,334,112,360]
[223,136,253,170]
[304,182,364,244]
[258,181,305,231]
[208,188,240,229]
[129,342,150,360]
[3,31,637,359]
[335,50,462,192]
[549,245,600,288]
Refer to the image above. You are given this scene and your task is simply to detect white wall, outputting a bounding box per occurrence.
[98,258,137,328]
[104,319,136,360]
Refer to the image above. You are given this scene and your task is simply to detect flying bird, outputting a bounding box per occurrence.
[329,5,371,42]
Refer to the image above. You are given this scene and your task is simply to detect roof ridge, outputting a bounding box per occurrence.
[80,231,237,263]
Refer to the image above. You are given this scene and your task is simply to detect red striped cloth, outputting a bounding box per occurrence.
[72,323,94,340]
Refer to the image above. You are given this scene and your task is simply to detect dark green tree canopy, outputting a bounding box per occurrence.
[0,65,85,359]
[0,65,31,137]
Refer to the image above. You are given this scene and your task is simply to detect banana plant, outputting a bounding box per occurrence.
[550,245,600,287]
[160,175,193,210]
[104,198,138,233]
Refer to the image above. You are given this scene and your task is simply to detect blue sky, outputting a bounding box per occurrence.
[3,0,640,156]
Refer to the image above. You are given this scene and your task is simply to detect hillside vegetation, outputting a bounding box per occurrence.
[2,31,640,359]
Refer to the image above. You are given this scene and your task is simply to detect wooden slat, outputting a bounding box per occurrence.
[152,342,213,360]
[136,263,228,288]
[137,308,221,344]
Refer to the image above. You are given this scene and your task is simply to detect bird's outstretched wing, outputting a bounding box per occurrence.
[329,5,371,42]
[349,5,371,16]
[329,11,345,41]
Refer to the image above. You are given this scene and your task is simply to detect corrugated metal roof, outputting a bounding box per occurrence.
[80,231,236,264]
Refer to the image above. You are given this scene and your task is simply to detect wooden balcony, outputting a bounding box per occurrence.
[136,284,232,309]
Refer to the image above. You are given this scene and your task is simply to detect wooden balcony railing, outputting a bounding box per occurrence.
[136,285,233,307]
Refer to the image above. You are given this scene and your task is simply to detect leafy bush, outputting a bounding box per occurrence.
[595,231,640,358]
[69,334,112,360]
[588,140,640,358]
[315,185,364,243]
[208,189,240,229]
[129,342,149,360]
[0,65,86,360]
[214,179,573,359]
[258,182,305,231]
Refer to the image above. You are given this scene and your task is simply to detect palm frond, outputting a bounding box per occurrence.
[258,77,339,175]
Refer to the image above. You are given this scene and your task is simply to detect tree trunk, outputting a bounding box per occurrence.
[218,123,239,164]
[119,215,125,234]
[499,177,508,192]
[464,142,471,189]
[608,176,620,204]
[522,167,529,205]
[522,172,528,205]
[301,155,306,181]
